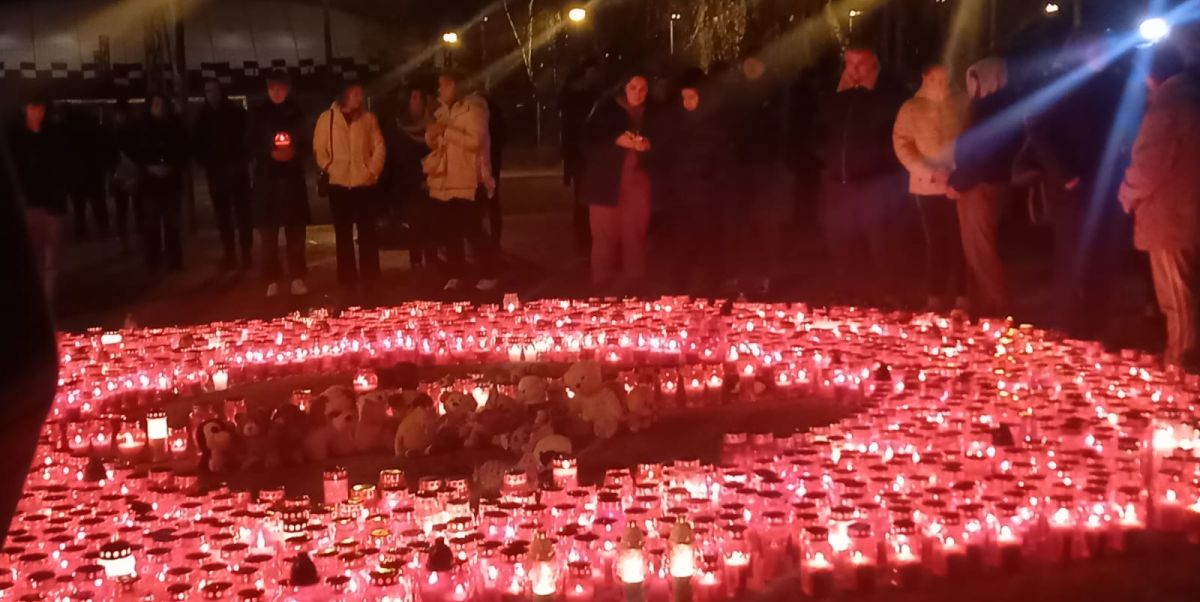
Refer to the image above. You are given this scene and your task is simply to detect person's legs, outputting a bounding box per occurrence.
[1148,248,1199,366]
[232,177,254,267]
[916,194,965,306]
[137,190,163,271]
[461,195,495,280]
[259,227,282,283]
[162,185,183,270]
[819,182,866,301]
[484,184,502,246]
[284,225,308,282]
[589,204,621,288]
[441,200,469,280]
[618,179,651,288]
[957,183,1009,315]
[573,180,592,258]
[329,186,359,286]
[355,187,382,282]
[89,172,110,236]
[209,173,237,265]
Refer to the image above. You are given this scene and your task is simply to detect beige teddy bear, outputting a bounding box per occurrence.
[304,385,358,462]
[563,360,623,439]
[394,394,436,456]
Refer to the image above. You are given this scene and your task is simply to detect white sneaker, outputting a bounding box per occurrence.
[266,282,280,298]
[443,278,463,291]
[476,279,499,292]
[290,279,308,295]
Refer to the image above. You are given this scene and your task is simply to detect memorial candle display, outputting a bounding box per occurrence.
[7,299,1200,600]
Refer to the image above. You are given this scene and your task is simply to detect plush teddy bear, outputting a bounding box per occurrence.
[304,385,359,462]
[429,391,479,452]
[394,394,436,456]
[473,460,513,497]
[563,360,624,439]
[465,392,529,449]
[195,419,240,474]
[266,404,307,468]
[355,390,398,453]
[516,375,549,406]
[624,385,656,432]
[235,409,271,471]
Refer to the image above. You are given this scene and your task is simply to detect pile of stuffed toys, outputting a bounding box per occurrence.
[193,359,724,488]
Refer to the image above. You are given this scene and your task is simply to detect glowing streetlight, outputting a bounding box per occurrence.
[568,7,587,23]
[1044,3,1060,14]
[669,12,682,55]
[1140,18,1170,45]
[441,31,460,45]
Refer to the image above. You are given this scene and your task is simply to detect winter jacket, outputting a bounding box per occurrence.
[425,94,494,202]
[579,97,660,207]
[131,116,188,184]
[313,104,386,189]
[948,91,1023,192]
[816,83,905,183]
[1026,70,1126,192]
[7,124,67,214]
[728,77,786,165]
[248,97,309,227]
[194,99,249,177]
[1119,70,1200,252]
[662,104,729,208]
[893,88,967,195]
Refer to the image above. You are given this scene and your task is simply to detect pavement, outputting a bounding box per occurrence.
[52,172,1165,358]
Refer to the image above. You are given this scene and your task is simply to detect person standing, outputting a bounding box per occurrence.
[948,58,1024,317]
[195,80,253,271]
[425,71,498,292]
[1119,47,1200,368]
[893,64,968,311]
[579,73,658,293]
[1026,33,1131,337]
[131,93,187,273]
[560,61,603,257]
[815,47,906,306]
[724,56,789,296]
[8,95,67,300]
[314,82,387,292]
[249,70,310,298]
[483,92,507,246]
[107,100,140,250]
[63,105,111,240]
[387,85,436,269]
[661,67,729,294]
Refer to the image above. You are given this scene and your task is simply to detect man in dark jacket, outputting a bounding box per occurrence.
[61,105,110,239]
[815,47,906,305]
[727,56,788,295]
[195,80,253,271]
[1027,34,1131,336]
[248,70,310,298]
[949,58,1024,317]
[132,93,188,273]
[8,95,68,300]
[560,61,603,257]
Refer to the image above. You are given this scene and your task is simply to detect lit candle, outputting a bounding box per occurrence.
[669,519,695,602]
[324,467,349,506]
[617,524,647,602]
[353,369,379,393]
[528,532,559,602]
[115,423,147,462]
[802,552,834,599]
[212,365,230,391]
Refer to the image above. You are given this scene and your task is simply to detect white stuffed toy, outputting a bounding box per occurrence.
[563,360,623,439]
[304,385,358,462]
[516,375,549,406]
[354,390,397,453]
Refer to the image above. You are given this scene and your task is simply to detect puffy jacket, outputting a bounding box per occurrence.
[893,88,967,195]
[313,104,386,188]
[426,94,494,202]
[579,97,661,207]
[1120,70,1200,252]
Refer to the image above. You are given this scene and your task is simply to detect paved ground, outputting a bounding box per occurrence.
[52,173,1164,358]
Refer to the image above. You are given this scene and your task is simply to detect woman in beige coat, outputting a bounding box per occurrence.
[893,64,968,311]
[314,83,386,289]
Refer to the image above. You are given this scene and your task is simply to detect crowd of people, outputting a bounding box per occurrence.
[558,33,1200,368]
[4,69,505,302]
[7,26,1200,369]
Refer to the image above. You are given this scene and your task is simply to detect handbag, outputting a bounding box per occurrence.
[317,108,334,197]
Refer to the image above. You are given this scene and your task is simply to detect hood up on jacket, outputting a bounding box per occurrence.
[966,58,1008,99]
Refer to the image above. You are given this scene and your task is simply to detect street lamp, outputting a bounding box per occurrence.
[848,9,863,34]
[568,7,587,23]
[1044,3,1060,14]
[1139,17,1170,45]
[669,12,682,55]
[442,31,460,45]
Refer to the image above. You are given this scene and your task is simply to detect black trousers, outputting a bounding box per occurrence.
[137,175,183,271]
[1048,184,1130,336]
[208,169,253,265]
[481,181,502,246]
[440,195,496,279]
[329,185,381,284]
[69,171,109,237]
[819,176,905,303]
[407,193,437,268]
[259,225,307,282]
[915,194,965,301]
[112,187,136,243]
